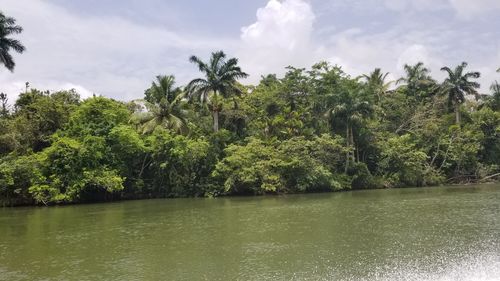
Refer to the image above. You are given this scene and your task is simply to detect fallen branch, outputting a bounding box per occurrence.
[482,173,500,181]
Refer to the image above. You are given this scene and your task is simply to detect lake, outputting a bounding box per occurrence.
[0,184,499,280]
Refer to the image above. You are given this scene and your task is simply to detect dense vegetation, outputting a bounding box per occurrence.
[0,13,499,206]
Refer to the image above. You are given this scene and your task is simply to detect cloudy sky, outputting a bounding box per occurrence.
[1,0,500,101]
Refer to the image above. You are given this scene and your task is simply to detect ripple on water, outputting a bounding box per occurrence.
[321,250,500,281]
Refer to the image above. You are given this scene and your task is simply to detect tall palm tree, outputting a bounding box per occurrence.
[187,50,248,132]
[132,75,188,134]
[363,68,393,101]
[397,62,436,99]
[440,62,480,125]
[144,75,179,104]
[492,68,500,95]
[484,83,500,111]
[326,85,373,172]
[0,11,25,72]
[491,82,500,95]
[485,68,500,110]
[0,92,8,116]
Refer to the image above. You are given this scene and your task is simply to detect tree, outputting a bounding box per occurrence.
[377,134,441,187]
[440,62,480,124]
[0,89,80,154]
[187,50,248,132]
[133,75,188,134]
[212,136,347,195]
[325,83,373,172]
[363,68,393,102]
[0,11,25,72]
[491,68,500,95]
[483,68,500,111]
[0,92,8,117]
[65,96,129,138]
[397,62,436,100]
[281,66,311,111]
[29,136,125,204]
[146,128,213,197]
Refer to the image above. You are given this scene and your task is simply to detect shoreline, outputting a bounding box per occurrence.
[3,180,498,208]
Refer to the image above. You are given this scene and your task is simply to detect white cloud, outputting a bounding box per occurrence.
[0,0,234,101]
[241,0,315,50]
[238,0,317,80]
[1,0,499,100]
[236,0,499,91]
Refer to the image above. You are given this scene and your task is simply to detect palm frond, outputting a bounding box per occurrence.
[440,66,454,79]
[463,71,480,79]
[189,55,209,74]
[0,12,25,72]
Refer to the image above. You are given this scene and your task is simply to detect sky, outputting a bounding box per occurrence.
[1,0,500,102]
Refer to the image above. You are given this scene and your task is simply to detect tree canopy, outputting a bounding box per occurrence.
[0,11,25,71]
[1,46,499,206]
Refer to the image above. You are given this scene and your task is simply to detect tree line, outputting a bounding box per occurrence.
[0,11,499,206]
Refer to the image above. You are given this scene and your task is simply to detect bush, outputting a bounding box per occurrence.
[213,135,348,195]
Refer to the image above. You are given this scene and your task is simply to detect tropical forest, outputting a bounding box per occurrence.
[1,11,499,207]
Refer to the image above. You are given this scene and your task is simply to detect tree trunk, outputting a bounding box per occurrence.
[356,144,360,163]
[213,110,219,132]
[350,126,355,163]
[345,123,350,173]
[455,102,460,125]
[212,91,220,132]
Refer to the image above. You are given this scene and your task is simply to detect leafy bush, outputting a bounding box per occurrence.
[213,135,348,195]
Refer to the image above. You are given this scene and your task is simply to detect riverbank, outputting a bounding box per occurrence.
[3,178,499,207]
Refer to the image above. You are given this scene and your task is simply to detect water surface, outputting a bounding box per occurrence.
[1,184,499,280]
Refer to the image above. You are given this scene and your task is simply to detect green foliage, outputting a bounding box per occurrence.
[145,128,214,197]
[29,136,124,204]
[133,75,189,134]
[473,108,500,165]
[0,89,80,154]
[65,96,129,138]
[0,56,498,206]
[440,62,481,124]
[213,135,348,195]
[348,162,379,189]
[0,155,43,206]
[377,134,443,187]
[0,11,25,71]
[187,50,248,132]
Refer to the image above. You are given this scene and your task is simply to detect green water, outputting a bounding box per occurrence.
[1,185,499,281]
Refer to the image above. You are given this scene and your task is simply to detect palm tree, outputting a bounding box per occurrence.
[0,92,8,116]
[363,68,393,101]
[0,11,25,71]
[132,75,188,134]
[484,83,500,111]
[440,62,480,125]
[187,50,248,132]
[484,68,500,110]
[144,75,179,104]
[326,85,373,172]
[491,68,500,95]
[491,83,500,94]
[397,62,436,99]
